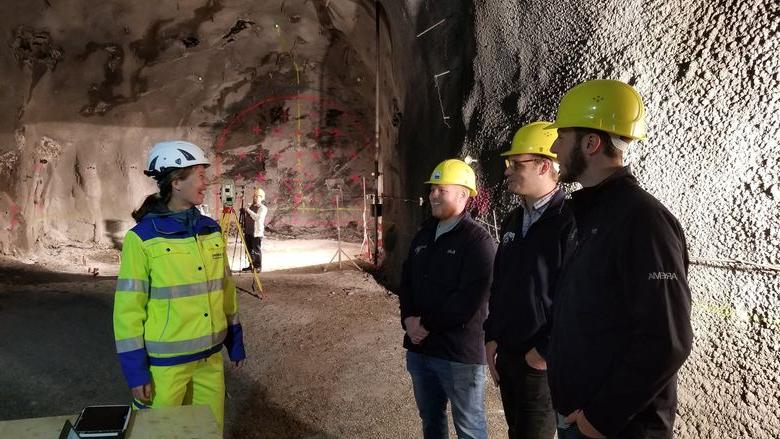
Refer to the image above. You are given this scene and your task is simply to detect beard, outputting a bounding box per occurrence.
[431,201,459,219]
[559,144,587,183]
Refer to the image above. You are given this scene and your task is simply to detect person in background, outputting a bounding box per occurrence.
[241,187,268,272]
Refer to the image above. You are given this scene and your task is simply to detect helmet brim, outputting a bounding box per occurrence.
[543,121,647,141]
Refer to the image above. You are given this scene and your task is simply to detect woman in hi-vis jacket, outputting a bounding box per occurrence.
[113,140,246,431]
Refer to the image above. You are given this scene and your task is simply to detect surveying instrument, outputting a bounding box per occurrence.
[218,179,264,299]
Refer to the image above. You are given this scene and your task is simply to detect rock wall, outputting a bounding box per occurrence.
[0,1,778,435]
[460,1,780,437]
[373,0,476,276]
[0,0,380,252]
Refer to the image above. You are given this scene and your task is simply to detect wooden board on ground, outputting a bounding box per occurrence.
[0,405,220,439]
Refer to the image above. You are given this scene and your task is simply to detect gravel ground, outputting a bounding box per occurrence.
[0,251,505,438]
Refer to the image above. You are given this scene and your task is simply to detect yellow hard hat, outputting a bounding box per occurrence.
[502,121,558,159]
[547,79,647,140]
[254,187,265,199]
[425,159,477,197]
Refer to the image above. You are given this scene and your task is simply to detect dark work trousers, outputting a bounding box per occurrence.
[244,234,263,271]
[496,351,556,439]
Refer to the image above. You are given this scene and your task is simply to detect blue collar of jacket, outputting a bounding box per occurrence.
[142,207,217,237]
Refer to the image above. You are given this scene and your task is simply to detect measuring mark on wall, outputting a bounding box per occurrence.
[1,200,24,231]
[213,93,374,231]
[274,22,306,206]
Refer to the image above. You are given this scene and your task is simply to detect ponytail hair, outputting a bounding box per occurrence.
[132,167,195,222]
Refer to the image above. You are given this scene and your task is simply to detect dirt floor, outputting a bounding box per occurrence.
[0,241,505,438]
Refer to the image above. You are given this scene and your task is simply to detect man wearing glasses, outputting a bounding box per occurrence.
[484,121,574,439]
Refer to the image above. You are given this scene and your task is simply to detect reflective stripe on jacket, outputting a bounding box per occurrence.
[113,210,245,388]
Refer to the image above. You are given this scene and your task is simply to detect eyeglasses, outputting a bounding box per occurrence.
[504,159,538,170]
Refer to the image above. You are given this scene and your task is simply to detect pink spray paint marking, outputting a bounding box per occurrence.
[213,94,373,225]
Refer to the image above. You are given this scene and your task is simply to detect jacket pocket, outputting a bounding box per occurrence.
[148,242,191,258]
[200,235,226,278]
[201,235,224,255]
[145,298,170,341]
[157,299,172,341]
[147,242,195,283]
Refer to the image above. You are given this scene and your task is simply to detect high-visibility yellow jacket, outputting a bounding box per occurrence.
[113,208,245,388]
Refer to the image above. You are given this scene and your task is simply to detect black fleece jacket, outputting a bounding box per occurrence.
[484,189,574,358]
[399,212,496,364]
[548,167,693,438]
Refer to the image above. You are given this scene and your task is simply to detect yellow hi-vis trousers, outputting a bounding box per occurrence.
[134,352,225,431]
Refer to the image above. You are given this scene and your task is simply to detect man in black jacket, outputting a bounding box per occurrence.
[400,159,496,439]
[546,79,693,439]
[484,121,574,439]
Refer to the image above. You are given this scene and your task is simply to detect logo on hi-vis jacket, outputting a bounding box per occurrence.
[648,272,678,280]
[212,252,223,260]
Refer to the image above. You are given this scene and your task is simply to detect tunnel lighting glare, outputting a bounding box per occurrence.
[226,239,364,272]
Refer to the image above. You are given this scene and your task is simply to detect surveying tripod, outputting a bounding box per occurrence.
[328,185,360,270]
[219,204,264,299]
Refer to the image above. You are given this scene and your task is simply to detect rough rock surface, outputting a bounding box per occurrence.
[0,0,380,251]
[461,1,780,437]
[0,1,778,436]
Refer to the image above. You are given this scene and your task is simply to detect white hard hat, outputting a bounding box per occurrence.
[144,140,210,178]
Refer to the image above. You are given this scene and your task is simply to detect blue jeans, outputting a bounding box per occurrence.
[406,351,488,439]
